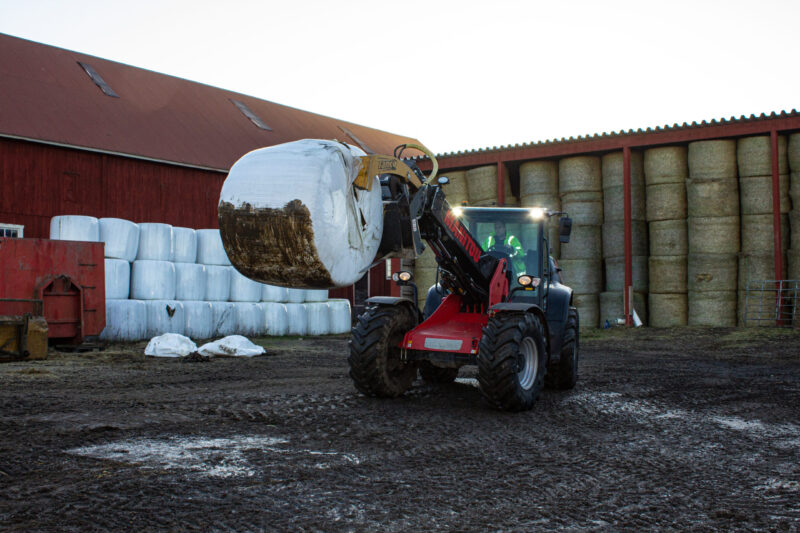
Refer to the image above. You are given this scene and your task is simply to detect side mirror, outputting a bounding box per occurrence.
[437,176,450,185]
[558,216,572,243]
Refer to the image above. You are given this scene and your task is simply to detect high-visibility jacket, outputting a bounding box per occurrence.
[482,234,525,273]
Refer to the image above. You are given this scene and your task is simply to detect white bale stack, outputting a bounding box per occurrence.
[520,160,561,257]
[99,218,139,261]
[101,300,147,342]
[230,269,262,302]
[305,290,329,302]
[204,265,231,302]
[211,302,237,337]
[196,229,231,266]
[130,260,176,300]
[145,300,185,337]
[262,284,289,302]
[306,302,331,335]
[50,215,100,242]
[233,303,265,336]
[183,301,213,340]
[328,299,352,334]
[286,303,308,335]
[264,302,289,336]
[171,227,198,263]
[104,259,131,300]
[287,288,307,303]
[175,263,206,301]
[644,146,688,327]
[136,223,173,261]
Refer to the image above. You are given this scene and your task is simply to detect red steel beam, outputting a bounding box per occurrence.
[496,161,505,206]
[623,147,633,326]
[770,130,785,326]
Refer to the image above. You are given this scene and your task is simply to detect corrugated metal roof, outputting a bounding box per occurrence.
[0,33,422,171]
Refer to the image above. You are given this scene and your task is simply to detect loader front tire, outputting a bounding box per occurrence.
[348,305,418,398]
[477,312,547,411]
[546,306,579,390]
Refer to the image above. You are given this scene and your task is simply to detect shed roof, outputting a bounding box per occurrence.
[0,33,422,171]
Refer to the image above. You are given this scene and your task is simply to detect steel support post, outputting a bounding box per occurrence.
[623,146,633,326]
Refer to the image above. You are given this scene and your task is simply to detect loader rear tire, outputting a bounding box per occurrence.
[419,361,459,384]
[348,305,418,398]
[477,312,547,411]
[545,307,579,390]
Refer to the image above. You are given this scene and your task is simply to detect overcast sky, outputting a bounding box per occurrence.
[1,0,797,154]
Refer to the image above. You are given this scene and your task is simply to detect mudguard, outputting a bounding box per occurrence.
[544,282,573,360]
[365,296,422,323]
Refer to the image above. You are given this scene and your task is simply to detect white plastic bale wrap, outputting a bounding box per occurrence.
[182,301,214,340]
[171,227,198,263]
[174,263,206,301]
[100,300,147,342]
[305,302,330,335]
[218,139,383,289]
[145,300,186,337]
[136,223,173,261]
[130,260,176,300]
[233,303,266,336]
[204,265,231,302]
[230,268,262,302]
[104,259,131,300]
[50,216,100,242]
[211,302,237,337]
[305,290,329,302]
[99,218,139,261]
[328,299,352,334]
[196,229,231,265]
[287,288,307,303]
[264,302,289,336]
[285,303,308,335]
[262,284,289,302]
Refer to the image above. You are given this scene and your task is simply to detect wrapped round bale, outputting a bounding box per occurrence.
[556,259,602,294]
[171,227,198,263]
[287,288,307,303]
[560,192,603,226]
[689,291,737,326]
[50,215,99,242]
[603,185,645,222]
[688,254,737,292]
[262,284,289,302]
[644,146,688,185]
[183,301,213,340]
[559,156,601,195]
[230,268,262,302]
[175,263,206,301]
[104,259,131,300]
[233,303,265,336]
[604,256,648,293]
[211,302,237,337]
[136,223,173,261]
[130,260,176,300]
[741,214,789,254]
[739,175,790,215]
[305,290,329,302]
[649,219,688,256]
[205,265,231,302]
[285,303,308,335]
[328,299,352,334]
[602,221,648,258]
[646,183,687,222]
[100,299,147,342]
[737,135,788,177]
[687,216,740,255]
[601,151,644,190]
[196,229,231,266]
[264,302,289,336]
[688,140,737,180]
[219,139,382,288]
[99,218,139,261]
[573,293,599,330]
[520,160,558,197]
[306,302,331,335]
[648,293,688,327]
[145,300,185,337]
[559,225,601,260]
[648,255,687,293]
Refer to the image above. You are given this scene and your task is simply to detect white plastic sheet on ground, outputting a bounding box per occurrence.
[131,260,176,300]
[233,303,265,337]
[285,303,308,336]
[145,300,185,337]
[305,290,329,302]
[99,218,139,261]
[100,299,147,342]
[197,335,265,357]
[175,263,206,301]
[104,259,131,300]
[50,215,100,242]
[211,302,237,337]
[261,284,289,302]
[230,269,262,302]
[263,302,288,336]
[287,288,306,303]
[136,223,173,261]
[218,139,383,288]
[171,227,198,263]
[183,301,213,340]
[328,299,352,334]
[306,302,330,335]
[145,333,198,357]
[196,229,231,265]
[204,265,232,301]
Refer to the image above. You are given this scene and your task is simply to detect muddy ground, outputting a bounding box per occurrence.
[1,327,799,532]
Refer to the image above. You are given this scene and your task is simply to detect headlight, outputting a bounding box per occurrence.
[517,275,541,287]
[392,271,413,283]
[529,207,545,219]
[451,207,463,217]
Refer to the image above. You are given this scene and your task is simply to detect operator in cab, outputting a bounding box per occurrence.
[483,220,525,276]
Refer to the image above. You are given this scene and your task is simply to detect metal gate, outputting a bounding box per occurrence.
[743,280,800,327]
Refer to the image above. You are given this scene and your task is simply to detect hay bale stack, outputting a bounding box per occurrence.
[572,293,599,332]
[557,259,603,295]
[559,156,602,194]
[648,293,688,327]
[689,291,738,327]
[741,214,789,254]
[737,254,787,326]
[649,219,688,256]
[604,256,648,292]
[688,140,737,180]
[599,291,647,326]
[648,255,687,293]
[466,165,516,206]
[520,161,558,197]
[788,133,800,284]
[602,151,645,222]
[441,170,469,205]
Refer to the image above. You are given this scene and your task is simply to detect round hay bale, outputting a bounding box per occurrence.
[603,185,645,222]
[520,160,558,196]
[790,172,800,205]
[557,259,602,294]
[738,253,786,290]
[648,255,687,293]
[737,135,788,177]
[688,139,737,180]
[687,253,737,292]
[741,214,789,254]
[649,219,688,256]
[415,248,438,269]
[648,293,688,327]
[414,266,438,304]
[561,191,603,226]
[599,291,647,326]
[687,216,740,254]
[546,223,561,259]
[558,156,601,195]
[466,165,497,204]
[601,151,644,189]
[686,178,739,217]
[572,293,599,330]
[604,256,648,292]
[791,213,800,250]
[788,248,800,279]
[442,170,469,205]
[738,174,790,215]
[644,146,688,185]
[520,193,560,211]
[560,225,602,260]
[646,183,687,221]
[688,291,737,326]
[789,133,800,171]
[602,220,648,258]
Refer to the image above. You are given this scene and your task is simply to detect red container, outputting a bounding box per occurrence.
[0,238,105,343]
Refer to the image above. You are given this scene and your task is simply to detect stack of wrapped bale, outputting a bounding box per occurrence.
[599,152,648,326]
[644,147,689,327]
[519,160,561,258]
[686,140,740,326]
[557,156,603,329]
[736,136,790,325]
